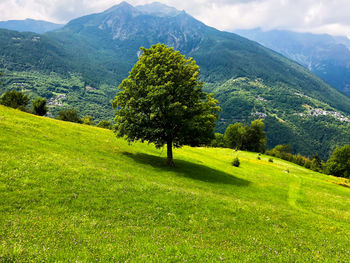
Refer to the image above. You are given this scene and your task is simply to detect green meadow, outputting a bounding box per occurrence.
[0,105,349,262]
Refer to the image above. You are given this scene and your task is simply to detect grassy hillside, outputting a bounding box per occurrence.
[0,106,349,262]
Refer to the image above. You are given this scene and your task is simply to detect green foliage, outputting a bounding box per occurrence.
[326,145,350,178]
[273,144,292,154]
[113,44,220,166]
[1,106,350,261]
[1,18,350,161]
[224,123,247,149]
[245,119,267,153]
[266,145,327,174]
[32,97,47,116]
[212,77,350,160]
[224,120,266,153]
[210,133,225,147]
[310,154,323,172]
[0,90,29,110]
[0,69,116,122]
[96,120,113,130]
[268,158,274,163]
[57,108,81,123]
[82,115,94,125]
[232,157,240,167]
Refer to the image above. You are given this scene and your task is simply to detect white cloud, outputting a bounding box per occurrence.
[1,0,350,36]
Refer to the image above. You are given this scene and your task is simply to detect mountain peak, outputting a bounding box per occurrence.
[104,1,137,14]
[136,2,182,17]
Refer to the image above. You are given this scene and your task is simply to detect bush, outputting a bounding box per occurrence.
[57,109,82,123]
[0,90,29,110]
[82,115,94,125]
[96,120,113,130]
[232,157,240,167]
[32,97,47,116]
[268,158,273,163]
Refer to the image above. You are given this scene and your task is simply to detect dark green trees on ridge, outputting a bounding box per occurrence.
[113,44,220,166]
[0,90,29,111]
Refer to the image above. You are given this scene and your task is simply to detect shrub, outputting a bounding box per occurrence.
[57,109,82,123]
[232,157,240,167]
[268,158,273,163]
[82,115,94,125]
[32,97,47,116]
[96,120,113,130]
[0,90,29,110]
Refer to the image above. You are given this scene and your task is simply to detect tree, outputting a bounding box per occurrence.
[0,90,29,110]
[326,145,350,178]
[245,119,267,153]
[113,44,220,166]
[224,123,247,149]
[57,109,82,123]
[32,97,48,116]
[310,153,323,172]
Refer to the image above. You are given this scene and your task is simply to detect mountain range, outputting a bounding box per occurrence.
[0,1,349,159]
[0,18,63,34]
[235,28,350,96]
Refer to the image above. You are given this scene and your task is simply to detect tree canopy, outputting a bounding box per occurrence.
[326,145,350,178]
[32,97,48,116]
[0,90,29,111]
[224,120,266,153]
[57,109,82,123]
[113,44,220,166]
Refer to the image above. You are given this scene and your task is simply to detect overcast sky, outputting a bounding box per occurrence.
[1,0,350,37]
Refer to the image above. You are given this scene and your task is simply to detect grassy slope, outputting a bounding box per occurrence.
[0,106,349,262]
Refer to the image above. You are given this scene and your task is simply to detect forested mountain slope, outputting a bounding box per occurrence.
[235,28,350,96]
[0,2,349,158]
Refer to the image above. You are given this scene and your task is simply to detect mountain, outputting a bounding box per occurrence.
[1,105,350,261]
[0,18,63,34]
[235,28,350,96]
[0,2,349,159]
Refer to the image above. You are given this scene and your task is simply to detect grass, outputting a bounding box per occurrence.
[0,105,349,262]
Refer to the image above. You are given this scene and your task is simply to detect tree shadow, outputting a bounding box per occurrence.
[121,151,250,187]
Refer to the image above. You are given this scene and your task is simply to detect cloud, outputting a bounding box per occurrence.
[1,0,350,36]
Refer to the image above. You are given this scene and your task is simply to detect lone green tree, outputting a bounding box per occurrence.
[32,97,48,116]
[113,44,220,166]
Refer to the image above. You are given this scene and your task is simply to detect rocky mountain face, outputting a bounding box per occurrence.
[235,28,350,96]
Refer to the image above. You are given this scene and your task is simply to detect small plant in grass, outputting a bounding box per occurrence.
[257,155,261,160]
[268,158,274,163]
[232,157,240,167]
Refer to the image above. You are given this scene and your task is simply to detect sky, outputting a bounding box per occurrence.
[1,0,350,37]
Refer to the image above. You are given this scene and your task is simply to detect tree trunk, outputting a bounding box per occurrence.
[166,140,175,167]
